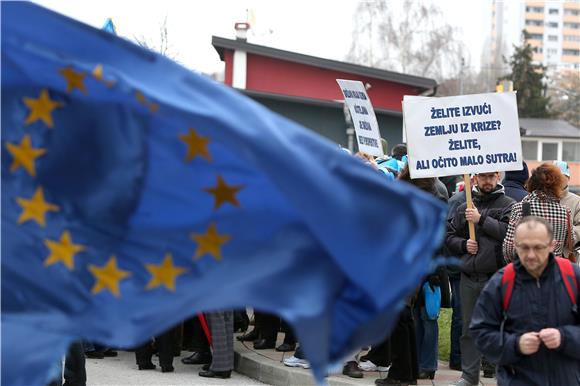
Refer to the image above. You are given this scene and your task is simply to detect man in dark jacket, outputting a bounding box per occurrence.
[470,216,580,386]
[446,171,515,386]
[502,161,528,202]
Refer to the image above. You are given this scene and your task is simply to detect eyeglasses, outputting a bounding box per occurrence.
[515,244,550,254]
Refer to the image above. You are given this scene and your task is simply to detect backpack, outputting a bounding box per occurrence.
[499,257,578,344]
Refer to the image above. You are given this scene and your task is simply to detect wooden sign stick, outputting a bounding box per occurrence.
[463,173,476,240]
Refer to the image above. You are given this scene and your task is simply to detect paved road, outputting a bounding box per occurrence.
[86,350,264,386]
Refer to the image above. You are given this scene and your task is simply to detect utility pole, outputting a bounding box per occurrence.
[459,57,465,95]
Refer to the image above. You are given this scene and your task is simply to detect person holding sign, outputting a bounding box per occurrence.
[445,171,514,386]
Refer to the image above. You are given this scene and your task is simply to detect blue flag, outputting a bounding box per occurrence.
[102,17,116,35]
[1,3,446,385]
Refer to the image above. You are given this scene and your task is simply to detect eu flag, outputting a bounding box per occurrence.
[1,3,446,385]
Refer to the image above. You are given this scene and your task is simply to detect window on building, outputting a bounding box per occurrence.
[526,6,544,13]
[563,49,580,56]
[526,19,544,26]
[547,48,558,56]
[547,21,559,28]
[563,142,580,162]
[548,35,558,41]
[522,141,538,160]
[542,143,558,161]
[533,46,544,54]
[564,35,580,42]
[549,8,559,15]
[529,33,543,40]
[564,9,580,16]
[564,22,580,29]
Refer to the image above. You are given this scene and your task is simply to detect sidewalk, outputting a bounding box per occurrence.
[234,335,498,386]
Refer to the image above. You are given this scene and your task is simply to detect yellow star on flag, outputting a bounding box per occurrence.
[23,89,63,128]
[92,64,115,87]
[135,91,146,104]
[145,254,188,291]
[203,175,244,210]
[93,64,104,80]
[44,231,86,270]
[5,135,46,177]
[59,66,87,94]
[179,128,211,162]
[88,256,131,297]
[191,222,231,261]
[148,102,159,113]
[16,187,59,227]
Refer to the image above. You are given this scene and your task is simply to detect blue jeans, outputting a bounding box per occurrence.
[413,304,438,372]
[449,275,462,367]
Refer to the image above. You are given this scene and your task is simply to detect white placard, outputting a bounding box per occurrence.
[403,92,522,178]
[402,95,430,143]
[337,79,383,157]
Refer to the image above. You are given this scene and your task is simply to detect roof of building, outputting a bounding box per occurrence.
[520,118,580,138]
[242,89,403,117]
[212,36,437,90]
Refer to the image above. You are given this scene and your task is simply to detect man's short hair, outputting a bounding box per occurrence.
[515,216,554,241]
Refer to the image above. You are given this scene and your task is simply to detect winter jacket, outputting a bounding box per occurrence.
[470,254,580,386]
[503,191,576,262]
[561,188,580,259]
[435,178,449,200]
[421,184,451,308]
[446,185,514,275]
[447,190,466,221]
[445,190,467,277]
[502,162,529,202]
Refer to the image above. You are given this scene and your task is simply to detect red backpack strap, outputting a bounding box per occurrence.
[555,257,578,306]
[501,263,516,311]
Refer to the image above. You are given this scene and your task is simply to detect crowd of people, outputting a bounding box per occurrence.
[49,144,580,386]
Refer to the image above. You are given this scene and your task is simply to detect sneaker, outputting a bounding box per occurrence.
[358,360,390,372]
[449,378,478,386]
[283,355,311,369]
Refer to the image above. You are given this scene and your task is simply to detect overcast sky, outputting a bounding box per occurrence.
[34,0,489,75]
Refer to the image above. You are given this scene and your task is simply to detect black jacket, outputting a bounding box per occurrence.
[502,162,529,202]
[446,185,514,275]
[470,254,580,385]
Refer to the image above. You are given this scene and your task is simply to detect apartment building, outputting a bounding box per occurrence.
[489,1,580,73]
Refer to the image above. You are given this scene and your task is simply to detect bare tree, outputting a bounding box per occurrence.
[134,16,177,60]
[346,0,466,82]
[437,70,494,96]
[548,70,580,127]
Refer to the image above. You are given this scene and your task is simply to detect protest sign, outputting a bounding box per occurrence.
[403,92,521,178]
[337,79,383,157]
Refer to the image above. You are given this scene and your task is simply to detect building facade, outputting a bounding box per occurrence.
[520,118,580,189]
[489,1,580,73]
[211,31,436,154]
